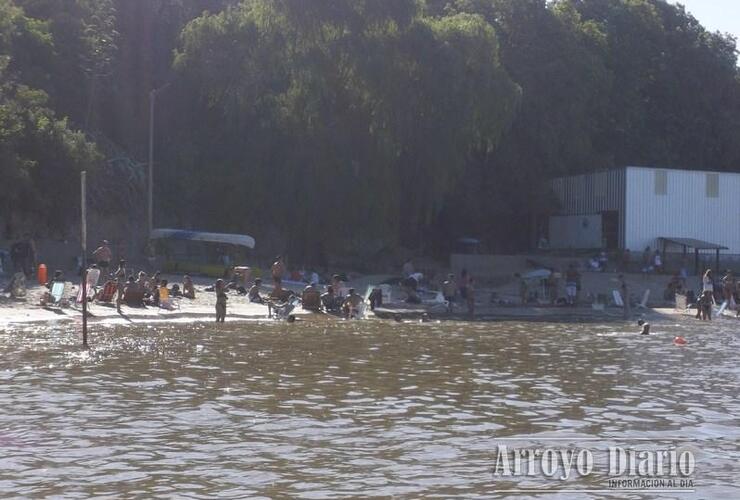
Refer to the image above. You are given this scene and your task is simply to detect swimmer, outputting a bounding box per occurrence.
[287,314,296,323]
[637,319,650,335]
[393,313,403,323]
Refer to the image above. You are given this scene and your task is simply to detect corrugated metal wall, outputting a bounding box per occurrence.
[550,168,626,247]
[624,167,740,254]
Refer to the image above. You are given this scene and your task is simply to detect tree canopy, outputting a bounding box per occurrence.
[1,0,739,260]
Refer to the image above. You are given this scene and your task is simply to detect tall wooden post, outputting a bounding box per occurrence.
[81,171,88,348]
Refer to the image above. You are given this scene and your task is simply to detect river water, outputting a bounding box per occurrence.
[1,317,738,498]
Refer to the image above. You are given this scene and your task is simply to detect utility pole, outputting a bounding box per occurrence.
[81,171,88,348]
[148,83,170,241]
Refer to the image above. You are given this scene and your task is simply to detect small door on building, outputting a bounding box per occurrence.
[602,211,619,250]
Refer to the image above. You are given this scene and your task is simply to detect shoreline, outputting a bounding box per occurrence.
[3,299,732,329]
[2,270,736,328]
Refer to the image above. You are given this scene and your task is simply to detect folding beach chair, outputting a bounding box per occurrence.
[269,295,299,319]
[76,268,101,303]
[46,281,66,308]
[96,280,117,303]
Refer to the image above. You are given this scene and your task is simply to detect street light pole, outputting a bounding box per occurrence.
[148,83,170,241]
[148,89,155,240]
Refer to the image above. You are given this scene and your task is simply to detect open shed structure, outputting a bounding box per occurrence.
[658,237,728,276]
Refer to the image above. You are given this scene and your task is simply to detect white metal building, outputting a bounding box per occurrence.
[549,166,740,255]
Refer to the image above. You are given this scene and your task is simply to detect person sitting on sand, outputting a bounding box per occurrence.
[45,270,64,289]
[136,272,150,296]
[182,275,196,299]
[637,319,650,335]
[215,279,227,322]
[145,280,161,307]
[331,274,344,297]
[248,278,264,304]
[342,288,363,318]
[158,279,175,310]
[39,270,64,305]
[302,283,321,311]
[321,285,338,312]
[123,276,144,307]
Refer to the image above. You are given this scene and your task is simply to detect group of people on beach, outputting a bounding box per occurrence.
[209,256,367,322]
[73,240,196,311]
[441,269,475,315]
[692,269,739,320]
[515,264,583,307]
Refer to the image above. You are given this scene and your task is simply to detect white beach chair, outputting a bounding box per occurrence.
[44,281,67,308]
[76,268,101,303]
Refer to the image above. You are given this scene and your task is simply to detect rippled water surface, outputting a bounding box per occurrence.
[1,317,738,498]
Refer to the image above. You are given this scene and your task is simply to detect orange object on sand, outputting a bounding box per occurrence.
[37,264,47,285]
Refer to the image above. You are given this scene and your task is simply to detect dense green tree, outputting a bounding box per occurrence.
[1,0,739,259]
[0,0,100,236]
[170,0,519,258]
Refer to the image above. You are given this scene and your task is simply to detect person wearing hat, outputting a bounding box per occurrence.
[92,239,112,272]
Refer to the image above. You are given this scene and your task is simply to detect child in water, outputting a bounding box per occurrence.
[698,290,712,321]
[637,319,650,335]
[215,279,227,322]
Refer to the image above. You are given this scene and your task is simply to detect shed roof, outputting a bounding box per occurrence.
[659,237,728,250]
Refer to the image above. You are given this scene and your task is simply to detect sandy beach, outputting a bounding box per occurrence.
[2,270,735,329]
[0,275,314,328]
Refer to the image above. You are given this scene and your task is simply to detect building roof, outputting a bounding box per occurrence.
[551,165,740,182]
[659,237,728,250]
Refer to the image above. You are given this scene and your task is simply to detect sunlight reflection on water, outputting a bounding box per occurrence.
[0,317,738,498]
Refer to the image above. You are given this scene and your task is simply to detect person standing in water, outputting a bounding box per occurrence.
[698,290,712,321]
[215,279,227,322]
[637,319,650,335]
[114,259,126,311]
